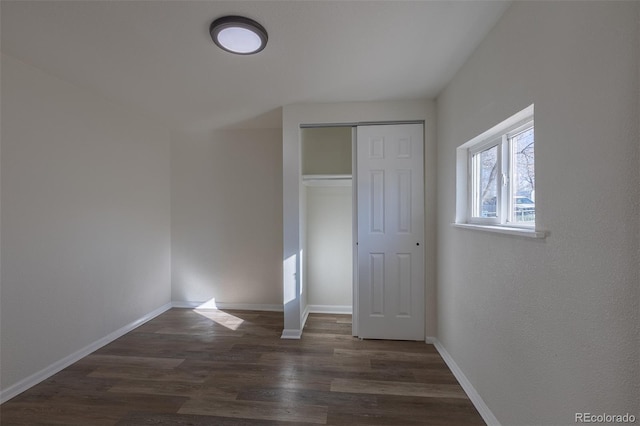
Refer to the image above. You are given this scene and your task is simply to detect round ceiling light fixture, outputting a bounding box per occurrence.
[210,16,268,55]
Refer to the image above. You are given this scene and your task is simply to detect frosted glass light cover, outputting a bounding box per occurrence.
[217,27,263,54]
[210,16,268,55]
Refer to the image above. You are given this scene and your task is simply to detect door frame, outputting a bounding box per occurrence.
[297,120,424,337]
[281,100,431,340]
[351,127,359,337]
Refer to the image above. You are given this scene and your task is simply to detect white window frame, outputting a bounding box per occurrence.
[503,121,536,227]
[468,136,502,226]
[454,105,545,238]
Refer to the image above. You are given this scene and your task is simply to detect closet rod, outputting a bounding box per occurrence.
[302,174,351,181]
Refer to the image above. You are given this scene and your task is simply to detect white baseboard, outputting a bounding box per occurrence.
[301,305,311,331]
[172,300,283,312]
[426,337,501,426]
[280,329,302,339]
[0,302,173,404]
[307,304,352,314]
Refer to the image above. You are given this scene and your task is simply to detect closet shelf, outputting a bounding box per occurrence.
[302,174,352,187]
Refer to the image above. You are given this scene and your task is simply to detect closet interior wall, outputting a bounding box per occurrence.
[301,127,353,313]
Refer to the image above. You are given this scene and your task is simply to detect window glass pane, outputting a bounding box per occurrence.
[511,127,535,223]
[473,145,498,218]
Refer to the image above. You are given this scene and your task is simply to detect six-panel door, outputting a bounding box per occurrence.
[356,123,425,340]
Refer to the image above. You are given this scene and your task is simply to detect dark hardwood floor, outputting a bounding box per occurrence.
[1,309,484,425]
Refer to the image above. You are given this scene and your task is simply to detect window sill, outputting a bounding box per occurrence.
[452,223,547,239]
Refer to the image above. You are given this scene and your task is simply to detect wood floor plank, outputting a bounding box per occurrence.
[204,371,333,392]
[304,364,417,383]
[236,387,378,409]
[46,391,188,413]
[374,394,486,424]
[107,379,238,399]
[230,342,335,356]
[370,357,448,370]
[1,392,186,426]
[334,347,441,361]
[326,406,439,426]
[330,378,468,399]
[4,370,118,404]
[412,368,462,385]
[88,365,210,383]
[154,327,246,337]
[178,398,328,424]
[174,359,280,376]
[0,402,125,426]
[75,354,185,369]
[327,401,484,426]
[116,412,283,426]
[259,351,372,369]
[300,332,359,341]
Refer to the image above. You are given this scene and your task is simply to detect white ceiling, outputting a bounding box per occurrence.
[1,1,510,132]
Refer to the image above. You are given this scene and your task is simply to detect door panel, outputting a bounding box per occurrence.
[369,252,385,315]
[397,253,412,316]
[357,124,424,340]
[370,170,385,233]
[397,170,412,233]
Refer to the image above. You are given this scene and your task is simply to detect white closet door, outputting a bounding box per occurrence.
[357,124,424,340]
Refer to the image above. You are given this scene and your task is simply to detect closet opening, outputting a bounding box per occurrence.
[300,126,357,336]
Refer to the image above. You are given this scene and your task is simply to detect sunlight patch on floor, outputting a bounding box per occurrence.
[193,298,245,330]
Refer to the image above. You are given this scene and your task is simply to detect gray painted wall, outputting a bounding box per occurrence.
[1,54,172,391]
[436,2,639,423]
[170,128,283,306]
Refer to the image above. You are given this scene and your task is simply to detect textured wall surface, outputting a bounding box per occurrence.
[301,127,352,176]
[1,54,171,391]
[171,128,283,306]
[305,185,352,307]
[436,2,639,424]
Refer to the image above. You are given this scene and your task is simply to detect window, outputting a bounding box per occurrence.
[456,105,540,235]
